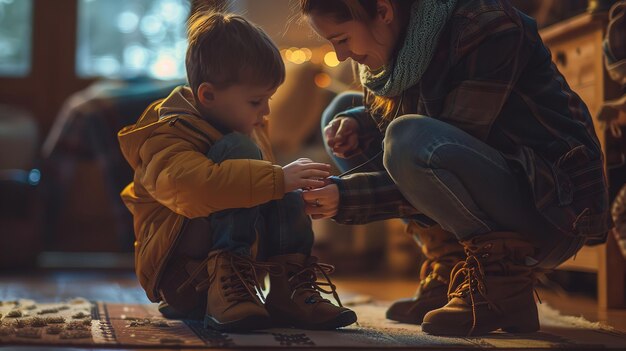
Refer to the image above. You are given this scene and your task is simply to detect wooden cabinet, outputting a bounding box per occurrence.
[540,12,625,309]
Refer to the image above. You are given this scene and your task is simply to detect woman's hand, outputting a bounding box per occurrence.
[302,183,339,219]
[324,117,360,158]
[282,158,331,193]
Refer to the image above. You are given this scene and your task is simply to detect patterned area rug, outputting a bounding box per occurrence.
[0,298,625,349]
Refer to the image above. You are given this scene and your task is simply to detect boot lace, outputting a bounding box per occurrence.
[288,259,344,308]
[177,252,282,304]
[405,259,449,314]
[176,256,211,294]
[447,253,501,336]
[419,258,450,288]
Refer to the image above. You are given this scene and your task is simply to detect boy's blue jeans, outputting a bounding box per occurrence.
[322,92,581,267]
[205,132,313,258]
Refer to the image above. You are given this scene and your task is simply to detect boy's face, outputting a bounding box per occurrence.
[200,83,277,135]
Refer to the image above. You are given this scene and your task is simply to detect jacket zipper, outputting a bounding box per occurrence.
[168,117,213,144]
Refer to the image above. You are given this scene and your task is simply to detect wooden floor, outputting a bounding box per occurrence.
[0,269,625,350]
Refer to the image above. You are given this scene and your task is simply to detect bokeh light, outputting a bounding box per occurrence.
[314,72,331,88]
[324,51,340,67]
[117,11,139,33]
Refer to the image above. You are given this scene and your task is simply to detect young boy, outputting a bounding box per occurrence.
[117,11,357,332]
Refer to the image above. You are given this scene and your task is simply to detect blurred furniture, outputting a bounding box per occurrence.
[605,1,626,266]
[511,0,588,28]
[0,106,43,268]
[0,105,38,169]
[41,78,184,251]
[541,12,626,309]
[269,61,355,161]
[268,62,334,157]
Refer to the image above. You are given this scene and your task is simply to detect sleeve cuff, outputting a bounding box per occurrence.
[327,175,357,224]
[272,165,285,199]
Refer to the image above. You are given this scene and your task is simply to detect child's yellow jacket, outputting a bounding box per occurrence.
[118,86,284,302]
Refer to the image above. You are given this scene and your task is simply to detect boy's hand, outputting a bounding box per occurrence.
[282,158,331,193]
[324,117,360,158]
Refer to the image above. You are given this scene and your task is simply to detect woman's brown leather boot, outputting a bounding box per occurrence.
[422,231,538,336]
[386,223,465,324]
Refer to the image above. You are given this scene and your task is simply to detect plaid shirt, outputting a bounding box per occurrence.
[332,0,611,241]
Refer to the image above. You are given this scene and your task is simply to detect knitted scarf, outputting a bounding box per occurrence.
[359,0,458,97]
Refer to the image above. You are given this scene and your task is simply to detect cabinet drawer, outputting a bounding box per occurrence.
[549,32,599,89]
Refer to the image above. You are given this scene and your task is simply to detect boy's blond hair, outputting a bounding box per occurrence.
[185,11,285,99]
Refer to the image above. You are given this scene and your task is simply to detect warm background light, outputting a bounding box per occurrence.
[314,72,331,88]
[282,47,313,64]
[324,51,340,67]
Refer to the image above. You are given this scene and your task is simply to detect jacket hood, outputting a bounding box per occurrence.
[118,86,221,169]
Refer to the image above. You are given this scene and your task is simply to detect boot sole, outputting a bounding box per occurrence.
[159,303,204,320]
[421,322,475,336]
[204,314,271,332]
[421,321,540,336]
[385,295,448,325]
[386,313,424,325]
[272,310,358,330]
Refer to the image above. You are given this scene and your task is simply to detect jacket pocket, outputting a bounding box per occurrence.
[552,145,603,206]
[573,208,611,241]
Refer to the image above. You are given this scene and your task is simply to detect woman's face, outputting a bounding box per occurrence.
[308,2,400,70]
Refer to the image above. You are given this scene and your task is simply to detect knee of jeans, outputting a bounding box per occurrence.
[207,132,262,162]
[384,115,438,172]
[385,114,442,141]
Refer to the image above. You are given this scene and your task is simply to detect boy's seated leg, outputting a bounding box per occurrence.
[257,190,313,258]
[207,132,263,256]
[258,191,357,329]
[157,133,265,324]
[203,132,273,331]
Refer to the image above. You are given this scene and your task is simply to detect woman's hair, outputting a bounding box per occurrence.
[185,11,285,100]
[299,0,415,123]
[299,0,378,23]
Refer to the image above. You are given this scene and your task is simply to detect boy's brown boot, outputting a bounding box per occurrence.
[386,223,465,324]
[203,250,275,332]
[265,254,357,330]
[422,232,539,336]
[158,255,209,320]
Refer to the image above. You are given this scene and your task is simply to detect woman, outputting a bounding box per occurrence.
[299,0,611,336]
